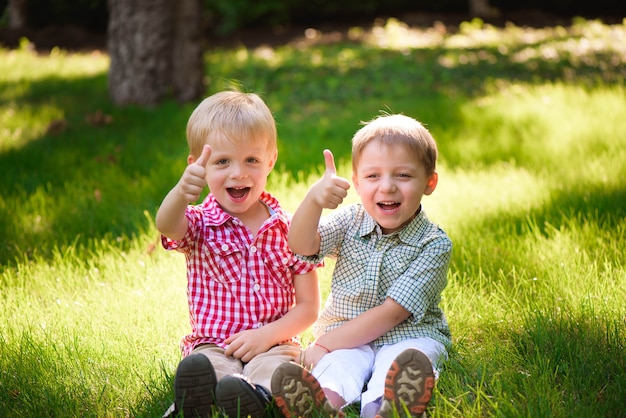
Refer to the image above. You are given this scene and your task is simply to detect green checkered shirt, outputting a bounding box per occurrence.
[308,203,452,349]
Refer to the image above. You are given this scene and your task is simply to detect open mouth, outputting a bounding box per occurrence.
[227,187,250,201]
[377,201,400,213]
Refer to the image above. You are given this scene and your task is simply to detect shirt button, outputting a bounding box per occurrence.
[221,244,229,251]
[282,257,290,265]
[253,283,260,291]
[257,322,263,328]
[249,245,257,253]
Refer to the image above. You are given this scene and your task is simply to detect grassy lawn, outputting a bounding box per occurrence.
[1,18,625,417]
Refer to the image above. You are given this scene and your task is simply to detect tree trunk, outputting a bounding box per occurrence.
[8,0,27,29]
[107,0,204,106]
[172,0,204,103]
[469,0,494,19]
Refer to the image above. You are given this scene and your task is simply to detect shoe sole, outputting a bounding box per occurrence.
[216,375,268,418]
[271,362,344,418]
[376,349,435,418]
[174,354,217,417]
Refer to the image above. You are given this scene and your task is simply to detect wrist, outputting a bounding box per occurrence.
[313,341,331,353]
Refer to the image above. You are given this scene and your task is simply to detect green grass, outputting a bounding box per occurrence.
[1,17,625,417]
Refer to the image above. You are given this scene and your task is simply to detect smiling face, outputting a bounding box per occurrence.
[185,91,278,225]
[202,134,276,222]
[352,140,438,234]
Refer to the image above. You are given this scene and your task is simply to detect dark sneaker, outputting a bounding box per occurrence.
[375,349,435,418]
[270,362,344,418]
[174,354,218,417]
[215,374,276,418]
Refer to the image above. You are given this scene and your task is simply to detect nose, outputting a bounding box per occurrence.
[379,176,396,193]
[229,163,248,179]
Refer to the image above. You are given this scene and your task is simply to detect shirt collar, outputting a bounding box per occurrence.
[358,204,428,245]
[200,191,287,227]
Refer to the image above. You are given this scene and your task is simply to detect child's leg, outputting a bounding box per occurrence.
[313,344,376,406]
[361,338,446,417]
[270,344,375,417]
[192,343,244,379]
[243,342,301,389]
[215,343,300,418]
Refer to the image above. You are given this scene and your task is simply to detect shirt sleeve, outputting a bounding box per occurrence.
[293,204,358,266]
[289,254,324,275]
[161,205,202,253]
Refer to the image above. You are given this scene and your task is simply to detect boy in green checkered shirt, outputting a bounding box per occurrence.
[271,114,452,418]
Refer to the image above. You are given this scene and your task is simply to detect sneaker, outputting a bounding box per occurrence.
[375,349,435,418]
[270,362,344,418]
[215,374,275,418]
[174,354,218,417]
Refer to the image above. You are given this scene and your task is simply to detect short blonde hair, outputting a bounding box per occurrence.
[186,91,277,158]
[352,114,438,175]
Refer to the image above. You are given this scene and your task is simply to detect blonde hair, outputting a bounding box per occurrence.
[186,91,277,158]
[352,114,438,175]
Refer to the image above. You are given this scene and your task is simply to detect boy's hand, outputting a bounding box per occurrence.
[179,145,211,203]
[309,149,350,209]
[301,343,328,369]
[224,328,273,363]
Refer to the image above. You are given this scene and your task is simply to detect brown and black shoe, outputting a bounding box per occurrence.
[375,349,435,418]
[270,362,344,418]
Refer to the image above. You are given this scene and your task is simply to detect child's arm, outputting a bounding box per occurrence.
[304,298,411,366]
[223,270,321,362]
[288,149,351,255]
[305,237,452,366]
[156,145,211,240]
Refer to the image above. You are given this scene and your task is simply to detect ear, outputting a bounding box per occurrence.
[267,150,278,172]
[187,154,195,165]
[424,171,438,195]
[352,172,361,195]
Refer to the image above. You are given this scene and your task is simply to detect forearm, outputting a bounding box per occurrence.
[315,299,410,351]
[262,270,320,344]
[155,186,189,240]
[288,192,323,255]
[261,299,319,345]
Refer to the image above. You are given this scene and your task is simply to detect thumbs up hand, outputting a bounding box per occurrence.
[178,144,211,203]
[309,149,351,209]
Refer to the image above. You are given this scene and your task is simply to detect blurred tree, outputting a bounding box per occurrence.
[7,0,27,29]
[469,0,497,18]
[107,0,204,106]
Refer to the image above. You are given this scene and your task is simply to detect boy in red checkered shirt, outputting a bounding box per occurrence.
[156,90,320,418]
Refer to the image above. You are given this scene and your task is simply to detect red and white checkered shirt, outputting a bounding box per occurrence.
[162,191,317,357]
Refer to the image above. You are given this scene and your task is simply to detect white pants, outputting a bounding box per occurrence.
[312,337,446,417]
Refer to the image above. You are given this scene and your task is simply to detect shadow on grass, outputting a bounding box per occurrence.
[440,305,626,416]
[512,307,626,415]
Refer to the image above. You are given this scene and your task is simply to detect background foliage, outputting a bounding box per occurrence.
[1,0,625,36]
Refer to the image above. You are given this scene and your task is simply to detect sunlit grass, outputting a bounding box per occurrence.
[0,42,108,80]
[1,17,625,417]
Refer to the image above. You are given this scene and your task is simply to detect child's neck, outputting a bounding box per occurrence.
[236,200,271,238]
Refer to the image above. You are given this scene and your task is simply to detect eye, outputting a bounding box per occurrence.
[397,173,412,178]
[246,157,260,164]
[216,159,228,165]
